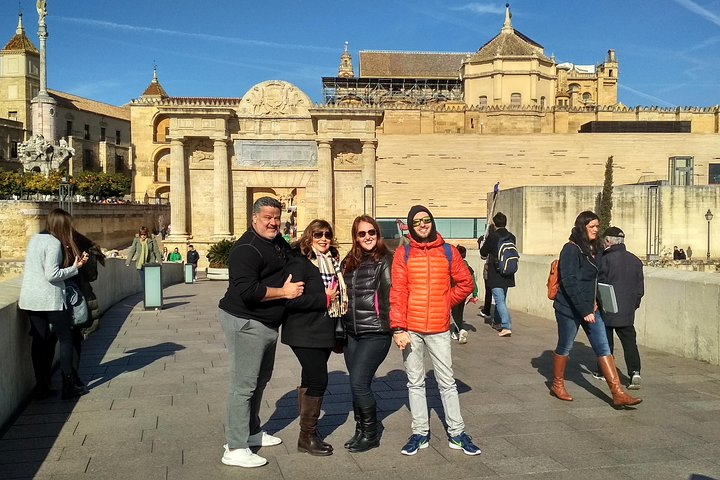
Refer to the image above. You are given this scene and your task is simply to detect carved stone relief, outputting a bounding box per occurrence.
[332,140,362,171]
[239,80,312,117]
[187,138,214,166]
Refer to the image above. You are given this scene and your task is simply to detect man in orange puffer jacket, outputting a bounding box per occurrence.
[390,205,481,457]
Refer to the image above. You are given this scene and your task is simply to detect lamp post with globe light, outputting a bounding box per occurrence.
[705,209,713,261]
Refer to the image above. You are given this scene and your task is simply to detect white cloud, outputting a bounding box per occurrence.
[56,16,337,53]
[453,3,506,15]
[619,85,675,107]
[673,0,720,27]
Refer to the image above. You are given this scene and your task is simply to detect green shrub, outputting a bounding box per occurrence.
[206,238,235,268]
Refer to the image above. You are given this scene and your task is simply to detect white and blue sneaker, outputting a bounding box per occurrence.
[401,433,429,455]
[448,432,481,456]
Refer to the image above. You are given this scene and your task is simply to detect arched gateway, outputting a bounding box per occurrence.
[130,78,383,264]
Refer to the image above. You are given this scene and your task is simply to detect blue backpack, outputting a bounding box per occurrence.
[404,243,453,273]
[496,236,519,276]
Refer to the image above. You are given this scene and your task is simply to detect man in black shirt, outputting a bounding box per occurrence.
[186,244,200,282]
[218,197,304,468]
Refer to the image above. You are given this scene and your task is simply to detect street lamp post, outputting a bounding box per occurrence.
[705,209,713,261]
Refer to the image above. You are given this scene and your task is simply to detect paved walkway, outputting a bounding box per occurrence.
[2,279,720,480]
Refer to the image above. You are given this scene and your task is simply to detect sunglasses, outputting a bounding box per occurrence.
[357,229,377,238]
[412,216,432,227]
[312,231,333,240]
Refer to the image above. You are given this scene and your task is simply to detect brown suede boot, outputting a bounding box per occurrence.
[598,355,642,408]
[550,353,573,401]
[297,388,333,456]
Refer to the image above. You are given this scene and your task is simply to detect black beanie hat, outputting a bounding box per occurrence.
[407,205,437,243]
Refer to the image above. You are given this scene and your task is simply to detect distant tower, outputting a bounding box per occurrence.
[139,65,169,102]
[338,42,354,78]
[597,49,619,105]
[31,0,57,140]
[0,13,40,140]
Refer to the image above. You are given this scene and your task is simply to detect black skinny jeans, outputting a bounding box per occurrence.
[291,346,332,397]
[28,310,76,377]
[343,333,391,409]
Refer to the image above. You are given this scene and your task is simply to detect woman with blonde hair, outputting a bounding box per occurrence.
[281,219,348,456]
[19,208,89,400]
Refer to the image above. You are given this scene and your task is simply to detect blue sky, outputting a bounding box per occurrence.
[3,0,720,107]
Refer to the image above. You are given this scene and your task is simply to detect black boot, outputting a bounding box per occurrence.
[348,405,379,453]
[73,371,89,395]
[61,374,88,400]
[33,373,57,400]
[344,405,361,449]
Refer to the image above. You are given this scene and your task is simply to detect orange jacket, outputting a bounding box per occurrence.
[390,234,474,334]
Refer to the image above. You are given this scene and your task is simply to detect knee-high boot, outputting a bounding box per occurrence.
[550,353,573,401]
[598,355,642,408]
[348,405,379,453]
[297,387,333,456]
[344,404,361,449]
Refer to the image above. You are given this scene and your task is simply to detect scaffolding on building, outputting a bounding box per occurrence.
[321,77,463,106]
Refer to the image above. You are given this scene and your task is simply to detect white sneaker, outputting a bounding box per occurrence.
[458,329,468,344]
[628,371,641,390]
[221,447,267,468]
[248,431,282,447]
[451,332,458,340]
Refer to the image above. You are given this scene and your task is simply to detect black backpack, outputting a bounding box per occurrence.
[496,236,519,276]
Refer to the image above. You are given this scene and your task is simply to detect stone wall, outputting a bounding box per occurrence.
[375,133,720,221]
[495,253,720,366]
[0,259,183,431]
[0,201,170,260]
[490,185,720,258]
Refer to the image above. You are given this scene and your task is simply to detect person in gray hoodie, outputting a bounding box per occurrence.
[19,208,90,400]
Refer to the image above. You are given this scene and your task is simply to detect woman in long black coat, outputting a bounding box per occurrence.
[281,219,348,456]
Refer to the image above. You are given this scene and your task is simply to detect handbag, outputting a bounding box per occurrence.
[65,280,91,328]
[333,316,346,340]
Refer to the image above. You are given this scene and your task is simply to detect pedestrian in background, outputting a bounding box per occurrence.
[19,208,90,400]
[598,226,644,390]
[187,245,200,281]
[550,211,641,408]
[450,245,477,344]
[125,226,162,291]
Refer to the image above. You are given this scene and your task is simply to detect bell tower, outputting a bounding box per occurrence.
[337,41,354,78]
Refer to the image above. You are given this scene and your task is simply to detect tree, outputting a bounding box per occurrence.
[598,155,614,234]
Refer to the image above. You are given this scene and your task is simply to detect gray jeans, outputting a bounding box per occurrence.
[402,330,465,437]
[218,309,278,449]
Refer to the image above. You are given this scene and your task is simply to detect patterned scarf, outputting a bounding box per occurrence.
[312,248,348,318]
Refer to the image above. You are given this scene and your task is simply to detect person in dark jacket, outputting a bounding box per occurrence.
[479,212,515,337]
[340,215,392,453]
[282,219,348,456]
[218,197,304,469]
[550,211,641,408]
[186,245,200,281]
[598,227,644,390]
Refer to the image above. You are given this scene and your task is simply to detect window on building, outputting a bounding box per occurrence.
[100,127,106,142]
[540,96,546,108]
[582,92,592,104]
[66,121,72,138]
[568,83,580,94]
[84,124,90,140]
[510,93,521,105]
[668,156,694,185]
[83,149,94,170]
[470,118,474,129]
[709,164,720,184]
[115,154,124,172]
[479,96,488,107]
[609,69,613,77]
[11,141,18,158]
[116,130,121,145]
[8,111,17,120]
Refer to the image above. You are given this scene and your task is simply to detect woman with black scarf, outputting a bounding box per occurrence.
[550,211,641,408]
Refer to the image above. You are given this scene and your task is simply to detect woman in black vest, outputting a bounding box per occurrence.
[341,215,392,453]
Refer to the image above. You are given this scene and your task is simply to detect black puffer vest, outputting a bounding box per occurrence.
[342,255,392,336]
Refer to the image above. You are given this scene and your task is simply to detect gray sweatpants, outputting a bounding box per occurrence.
[218,309,278,449]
